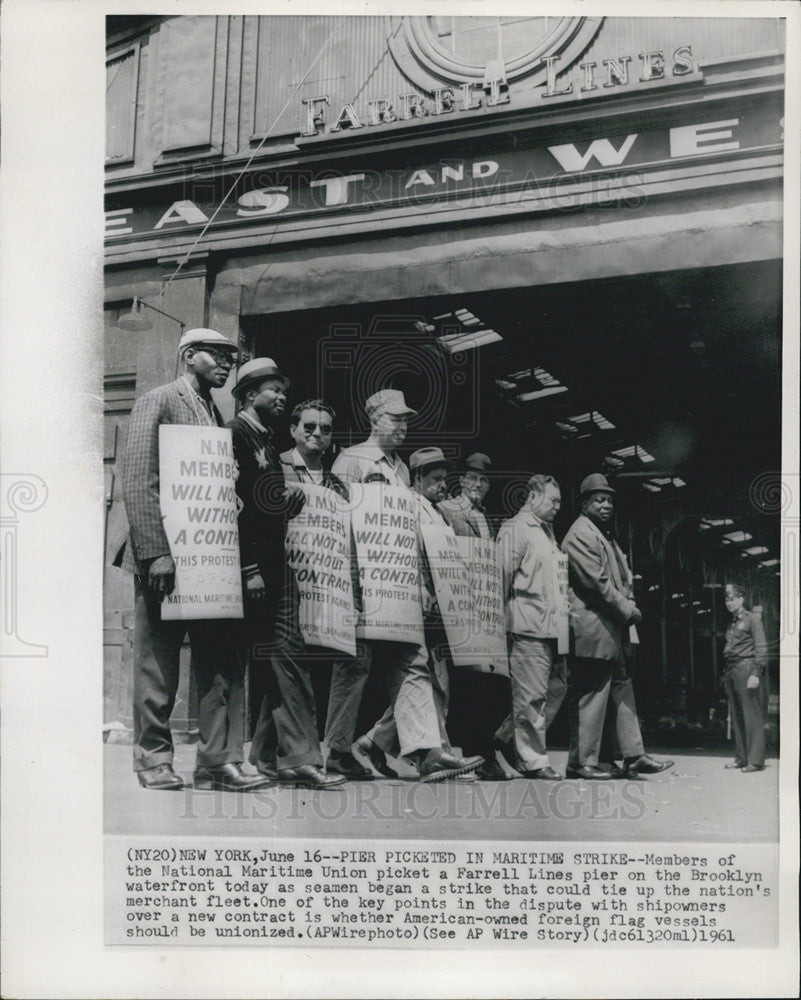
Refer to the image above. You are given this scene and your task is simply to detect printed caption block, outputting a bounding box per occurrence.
[106,839,777,948]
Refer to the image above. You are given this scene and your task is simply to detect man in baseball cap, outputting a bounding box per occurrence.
[355,447,483,781]
[119,327,271,791]
[562,473,673,779]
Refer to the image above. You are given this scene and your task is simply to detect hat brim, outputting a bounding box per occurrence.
[380,405,417,417]
[414,458,455,475]
[182,337,239,352]
[232,373,290,397]
[581,486,616,497]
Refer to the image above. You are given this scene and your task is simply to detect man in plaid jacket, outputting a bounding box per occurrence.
[120,328,268,792]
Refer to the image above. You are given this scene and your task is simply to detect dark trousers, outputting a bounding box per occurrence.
[447,668,511,759]
[724,659,766,767]
[132,576,244,772]
[567,650,644,767]
[247,573,322,770]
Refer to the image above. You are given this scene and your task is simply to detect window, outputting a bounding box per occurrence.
[106,44,140,164]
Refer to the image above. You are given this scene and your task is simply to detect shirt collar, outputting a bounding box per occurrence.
[350,442,401,467]
[239,409,271,436]
[455,492,485,513]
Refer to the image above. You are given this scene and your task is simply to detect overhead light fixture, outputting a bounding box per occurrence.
[742,545,769,557]
[722,530,753,544]
[759,558,779,568]
[438,330,502,352]
[118,296,186,335]
[516,386,568,402]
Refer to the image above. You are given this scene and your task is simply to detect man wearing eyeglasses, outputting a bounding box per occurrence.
[276,399,373,781]
[120,328,269,792]
[229,363,346,790]
[438,453,495,540]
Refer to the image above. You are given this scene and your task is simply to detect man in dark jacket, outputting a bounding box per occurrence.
[120,328,268,792]
[228,360,345,790]
[562,474,673,779]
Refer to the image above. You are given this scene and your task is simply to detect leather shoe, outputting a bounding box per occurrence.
[475,758,512,782]
[724,760,745,769]
[326,750,374,781]
[624,754,674,777]
[254,760,278,779]
[741,764,765,773]
[278,765,347,789]
[566,764,614,780]
[353,737,399,778]
[418,750,483,783]
[493,737,517,771]
[137,763,184,790]
[520,766,563,780]
[193,763,272,791]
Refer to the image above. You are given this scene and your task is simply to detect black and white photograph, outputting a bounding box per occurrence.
[1,1,798,997]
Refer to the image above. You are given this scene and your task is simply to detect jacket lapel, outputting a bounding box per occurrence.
[583,515,629,592]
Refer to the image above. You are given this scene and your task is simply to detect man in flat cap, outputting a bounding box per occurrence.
[439,453,494,540]
[228,360,345,790]
[562,474,673,779]
[329,391,473,781]
[356,447,483,779]
[494,474,569,780]
[120,329,269,791]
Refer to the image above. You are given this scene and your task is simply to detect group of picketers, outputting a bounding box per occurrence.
[117,327,766,793]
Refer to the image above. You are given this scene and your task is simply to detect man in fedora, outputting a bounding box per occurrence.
[120,328,269,791]
[329,391,474,781]
[439,452,494,540]
[438,451,510,780]
[562,473,673,779]
[228,359,345,790]
[355,447,483,779]
[494,475,569,781]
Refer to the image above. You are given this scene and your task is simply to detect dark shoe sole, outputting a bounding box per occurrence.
[566,769,614,780]
[326,765,375,781]
[137,779,185,790]
[626,760,675,777]
[278,777,347,790]
[193,777,271,791]
[420,761,480,784]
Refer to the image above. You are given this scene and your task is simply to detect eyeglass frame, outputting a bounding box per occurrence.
[300,421,333,434]
[195,346,239,367]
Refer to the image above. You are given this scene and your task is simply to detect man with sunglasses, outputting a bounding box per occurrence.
[280,400,344,493]
[277,399,373,780]
[120,328,269,792]
[229,362,345,790]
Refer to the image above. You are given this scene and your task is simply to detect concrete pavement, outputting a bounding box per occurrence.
[104,744,779,842]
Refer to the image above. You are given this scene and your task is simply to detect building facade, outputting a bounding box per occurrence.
[104,15,785,738]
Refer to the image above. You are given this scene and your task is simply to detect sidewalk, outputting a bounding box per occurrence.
[104,743,779,842]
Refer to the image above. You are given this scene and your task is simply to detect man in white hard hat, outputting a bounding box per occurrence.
[228,359,345,790]
[119,329,269,792]
[330,390,476,781]
[562,474,673,779]
[355,447,483,779]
